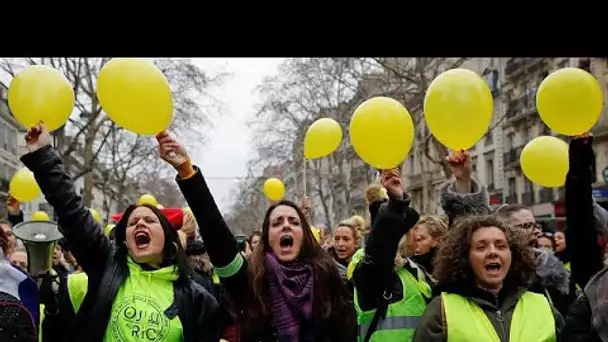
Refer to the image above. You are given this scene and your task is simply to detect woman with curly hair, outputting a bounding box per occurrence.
[413,215,564,342]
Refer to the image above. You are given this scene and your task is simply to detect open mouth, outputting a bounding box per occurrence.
[279,235,294,251]
[485,262,502,275]
[134,231,151,248]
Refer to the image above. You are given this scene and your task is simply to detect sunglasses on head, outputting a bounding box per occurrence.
[540,232,555,239]
[514,222,541,230]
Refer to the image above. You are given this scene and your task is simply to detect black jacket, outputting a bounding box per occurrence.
[177,167,357,342]
[22,145,220,342]
[353,195,422,311]
[562,136,605,342]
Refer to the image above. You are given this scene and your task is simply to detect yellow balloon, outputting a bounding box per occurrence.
[138,194,158,206]
[97,58,174,135]
[89,208,102,223]
[424,69,493,150]
[536,68,603,136]
[263,178,285,201]
[520,136,569,187]
[350,97,415,169]
[304,118,343,159]
[9,168,41,202]
[156,204,165,210]
[8,65,75,132]
[32,211,50,221]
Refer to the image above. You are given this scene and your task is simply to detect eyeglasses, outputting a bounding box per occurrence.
[514,222,542,230]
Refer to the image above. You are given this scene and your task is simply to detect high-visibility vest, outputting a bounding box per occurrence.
[563,262,582,293]
[347,248,365,280]
[441,291,555,342]
[67,272,89,313]
[354,266,430,341]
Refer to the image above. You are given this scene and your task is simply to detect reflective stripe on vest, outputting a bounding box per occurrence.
[442,291,556,342]
[354,267,428,342]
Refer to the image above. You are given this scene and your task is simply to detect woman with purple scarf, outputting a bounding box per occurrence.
[159,133,357,342]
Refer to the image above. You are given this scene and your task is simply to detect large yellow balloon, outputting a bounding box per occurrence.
[8,65,75,132]
[9,168,41,202]
[304,118,343,159]
[536,68,603,136]
[138,194,158,206]
[89,208,102,223]
[350,97,414,169]
[424,69,493,150]
[263,178,285,201]
[32,211,50,221]
[97,58,174,135]
[520,136,569,187]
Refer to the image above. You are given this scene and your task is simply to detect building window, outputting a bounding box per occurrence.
[471,156,478,175]
[508,177,517,195]
[506,133,514,150]
[485,130,493,145]
[521,126,529,144]
[524,179,533,193]
[486,159,494,184]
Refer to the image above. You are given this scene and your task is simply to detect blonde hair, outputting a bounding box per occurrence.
[335,220,361,242]
[177,230,188,249]
[416,215,448,239]
[394,230,417,268]
[181,210,198,240]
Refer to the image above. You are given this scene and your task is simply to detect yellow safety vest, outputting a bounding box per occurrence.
[354,266,430,342]
[441,291,555,342]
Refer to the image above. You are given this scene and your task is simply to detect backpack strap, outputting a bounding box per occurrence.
[363,290,392,342]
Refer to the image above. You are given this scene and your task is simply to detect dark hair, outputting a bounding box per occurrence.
[0,224,8,256]
[494,204,530,217]
[113,204,191,284]
[242,200,356,340]
[433,214,536,292]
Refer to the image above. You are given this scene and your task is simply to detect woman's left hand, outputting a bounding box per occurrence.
[156,131,189,169]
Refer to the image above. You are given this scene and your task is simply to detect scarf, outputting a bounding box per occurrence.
[264,252,314,342]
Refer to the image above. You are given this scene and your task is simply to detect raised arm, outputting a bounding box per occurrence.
[353,168,420,310]
[19,124,112,276]
[156,132,249,302]
[439,151,491,225]
[565,134,603,288]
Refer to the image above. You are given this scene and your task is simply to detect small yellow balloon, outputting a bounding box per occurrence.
[520,136,569,188]
[263,178,285,201]
[32,211,50,221]
[97,58,174,136]
[9,168,41,202]
[350,97,415,169]
[89,208,102,223]
[138,194,158,206]
[8,65,75,132]
[424,69,493,150]
[537,68,603,136]
[156,204,165,210]
[304,118,343,159]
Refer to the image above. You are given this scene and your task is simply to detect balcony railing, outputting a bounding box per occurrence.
[503,146,524,167]
[505,194,518,204]
[539,188,554,203]
[522,192,535,206]
[505,58,544,77]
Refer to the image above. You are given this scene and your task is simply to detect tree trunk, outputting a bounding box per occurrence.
[82,131,96,207]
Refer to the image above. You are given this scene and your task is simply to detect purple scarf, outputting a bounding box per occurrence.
[265,252,314,342]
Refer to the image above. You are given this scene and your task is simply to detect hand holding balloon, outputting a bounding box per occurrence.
[380,168,404,199]
[156,131,189,169]
[25,122,52,153]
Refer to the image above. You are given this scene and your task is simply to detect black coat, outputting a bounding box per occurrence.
[22,145,220,342]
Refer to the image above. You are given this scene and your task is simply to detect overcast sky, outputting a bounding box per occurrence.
[189,58,285,213]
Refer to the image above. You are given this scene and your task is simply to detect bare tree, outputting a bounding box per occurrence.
[0,58,226,207]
